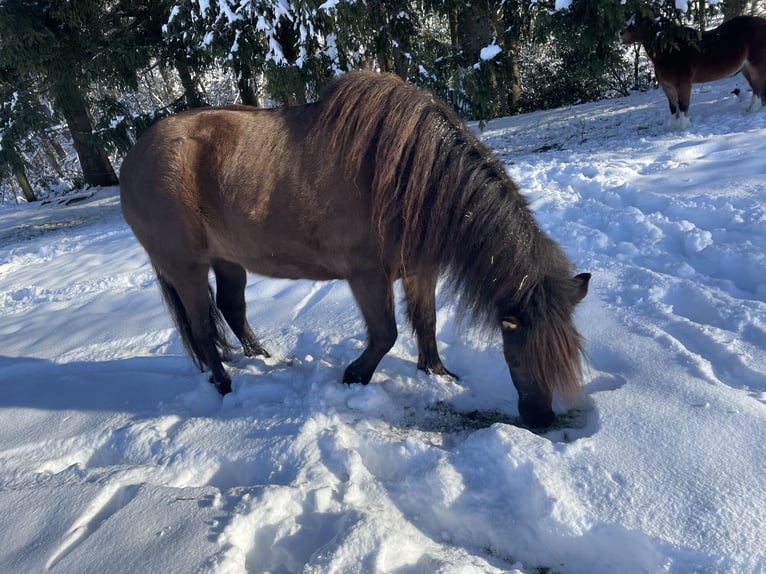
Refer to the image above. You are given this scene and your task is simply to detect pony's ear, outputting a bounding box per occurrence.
[572,273,591,304]
[501,317,522,332]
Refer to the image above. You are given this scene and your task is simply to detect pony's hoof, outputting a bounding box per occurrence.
[210,375,232,395]
[422,364,459,380]
[342,363,371,385]
[520,409,555,430]
[243,341,270,359]
[669,114,692,130]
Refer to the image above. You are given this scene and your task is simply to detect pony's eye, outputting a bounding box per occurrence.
[501,317,522,332]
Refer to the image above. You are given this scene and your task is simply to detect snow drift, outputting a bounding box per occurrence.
[1,75,764,573]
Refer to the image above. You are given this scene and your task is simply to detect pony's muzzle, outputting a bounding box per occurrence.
[519,401,555,429]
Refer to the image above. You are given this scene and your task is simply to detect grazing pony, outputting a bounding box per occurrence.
[620,13,766,128]
[120,71,590,428]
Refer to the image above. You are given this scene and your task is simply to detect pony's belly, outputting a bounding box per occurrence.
[207,213,385,281]
[241,256,344,281]
[209,235,375,281]
[692,63,744,83]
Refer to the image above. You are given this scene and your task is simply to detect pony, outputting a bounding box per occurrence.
[620,12,766,128]
[119,71,590,429]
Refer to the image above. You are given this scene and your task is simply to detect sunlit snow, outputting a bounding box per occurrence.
[1,75,764,573]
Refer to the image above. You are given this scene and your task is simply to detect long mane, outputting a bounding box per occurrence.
[312,72,576,330]
[627,11,704,56]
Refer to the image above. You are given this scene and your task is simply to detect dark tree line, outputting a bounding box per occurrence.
[0,0,760,201]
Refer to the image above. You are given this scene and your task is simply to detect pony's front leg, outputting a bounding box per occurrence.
[669,112,692,129]
[343,271,398,385]
[403,269,457,379]
[662,83,691,129]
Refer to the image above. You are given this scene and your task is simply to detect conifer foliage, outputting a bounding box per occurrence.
[1,0,749,201]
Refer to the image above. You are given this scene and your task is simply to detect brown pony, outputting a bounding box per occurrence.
[120,71,590,428]
[620,13,766,128]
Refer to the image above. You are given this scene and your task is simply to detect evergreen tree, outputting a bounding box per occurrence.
[329,0,424,80]
[0,0,162,187]
[165,0,340,105]
[162,0,218,106]
[521,0,630,111]
[723,0,749,19]
[0,0,690,199]
[414,1,535,121]
[0,78,49,201]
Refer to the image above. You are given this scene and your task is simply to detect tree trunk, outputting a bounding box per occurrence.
[52,80,118,188]
[234,64,260,107]
[697,0,706,35]
[457,1,496,63]
[502,37,522,115]
[501,6,524,115]
[370,0,394,73]
[41,137,65,178]
[14,165,36,202]
[458,1,501,118]
[448,4,459,49]
[175,60,206,108]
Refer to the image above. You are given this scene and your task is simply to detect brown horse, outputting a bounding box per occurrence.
[620,13,766,128]
[120,71,590,429]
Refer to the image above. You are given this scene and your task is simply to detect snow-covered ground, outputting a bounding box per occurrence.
[1,75,764,574]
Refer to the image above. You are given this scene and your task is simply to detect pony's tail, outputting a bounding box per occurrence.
[154,270,233,370]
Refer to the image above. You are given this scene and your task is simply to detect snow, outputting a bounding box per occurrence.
[479,43,502,62]
[675,0,721,10]
[2,75,765,573]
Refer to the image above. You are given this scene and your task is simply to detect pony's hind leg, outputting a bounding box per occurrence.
[747,90,764,112]
[343,271,398,385]
[212,259,270,358]
[403,269,457,379]
[742,65,765,112]
[157,263,233,394]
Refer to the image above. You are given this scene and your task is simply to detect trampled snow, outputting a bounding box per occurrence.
[1,76,764,573]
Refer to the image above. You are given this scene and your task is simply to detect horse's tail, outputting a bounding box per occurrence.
[154,270,233,370]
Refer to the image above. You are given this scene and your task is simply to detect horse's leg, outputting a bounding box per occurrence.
[343,271,398,385]
[742,64,765,112]
[661,82,691,129]
[402,269,457,379]
[212,258,270,358]
[676,81,692,128]
[162,263,233,394]
[660,83,679,117]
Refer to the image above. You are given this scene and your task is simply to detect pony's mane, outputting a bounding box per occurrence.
[312,71,577,321]
[627,10,700,54]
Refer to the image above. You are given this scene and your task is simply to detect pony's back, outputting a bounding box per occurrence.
[120,100,387,281]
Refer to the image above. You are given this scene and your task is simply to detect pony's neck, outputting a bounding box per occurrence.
[640,18,701,57]
[638,20,663,54]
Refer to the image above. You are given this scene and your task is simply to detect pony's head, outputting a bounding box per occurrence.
[499,272,590,428]
[620,8,691,52]
[620,12,653,45]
